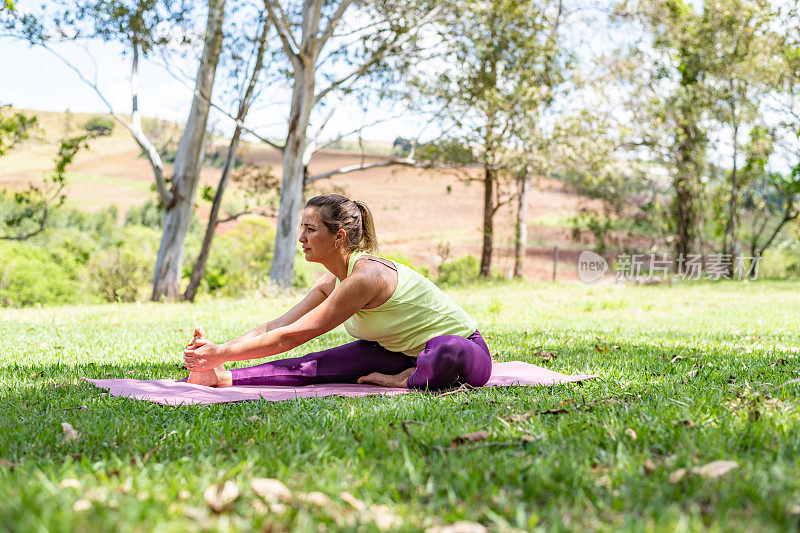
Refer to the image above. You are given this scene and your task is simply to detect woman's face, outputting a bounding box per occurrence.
[299,208,337,262]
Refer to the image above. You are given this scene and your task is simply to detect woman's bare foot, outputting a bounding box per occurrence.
[357,367,415,388]
[187,365,232,387]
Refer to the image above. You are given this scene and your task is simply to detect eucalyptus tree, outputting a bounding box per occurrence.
[617,0,714,262]
[261,0,442,286]
[410,0,569,277]
[703,0,776,270]
[3,0,228,300]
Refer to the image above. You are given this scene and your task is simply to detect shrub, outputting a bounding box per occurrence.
[0,241,97,307]
[201,218,276,296]
[437,255,479,286]
[89,226,159,302]
[125,199,163,229]
[83,116,115,136]
[758,247,800,280]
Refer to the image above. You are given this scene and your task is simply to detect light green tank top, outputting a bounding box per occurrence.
[335,252,478,356]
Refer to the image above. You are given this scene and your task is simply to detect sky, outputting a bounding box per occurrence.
[1,0,795,174]
[0,31,431,145]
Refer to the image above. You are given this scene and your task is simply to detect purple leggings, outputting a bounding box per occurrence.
[230,330,492,390]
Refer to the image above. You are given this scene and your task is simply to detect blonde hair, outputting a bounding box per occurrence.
[305,194,378,253]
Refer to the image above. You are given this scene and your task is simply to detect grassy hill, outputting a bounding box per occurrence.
[0,108,593,281]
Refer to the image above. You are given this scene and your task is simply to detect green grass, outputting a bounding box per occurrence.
[1,281,800,531]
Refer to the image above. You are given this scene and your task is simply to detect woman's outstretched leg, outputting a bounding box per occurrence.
[227,340,417,387]
[405,331,492,390]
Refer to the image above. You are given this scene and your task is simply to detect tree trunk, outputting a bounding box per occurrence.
[513,166,530,278]
[151,0,226,301]
[183,17,270,302]
[672,119,704,268]
[269,62,316,287]
[723,100,739,276]
[480,164,494,277]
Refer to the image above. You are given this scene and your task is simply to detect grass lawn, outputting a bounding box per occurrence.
[1,280,799,531]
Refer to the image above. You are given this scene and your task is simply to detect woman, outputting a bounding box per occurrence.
[183,194,492,390]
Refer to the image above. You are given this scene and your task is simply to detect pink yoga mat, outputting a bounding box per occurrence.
[85,361,599,406]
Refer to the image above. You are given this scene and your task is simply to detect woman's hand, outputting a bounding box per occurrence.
[187,327,207,350]
[184,331,224,372]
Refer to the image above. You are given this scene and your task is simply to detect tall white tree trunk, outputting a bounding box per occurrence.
[270,63,316,286]
[152,0,226,301]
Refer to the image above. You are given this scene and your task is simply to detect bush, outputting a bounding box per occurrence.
[758,247,800,279]
[125,199,163,229]
[437,255,479,286]
[201,218,276,296]
[0,241,97,307]
[89,226,159,302]
[83,116,114,136]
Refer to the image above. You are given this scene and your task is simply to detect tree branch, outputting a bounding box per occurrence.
[264,0,301,68]
[305,157,461,184]
[40,41,175,207]
[313,5,442,104]
[315,0,355,53]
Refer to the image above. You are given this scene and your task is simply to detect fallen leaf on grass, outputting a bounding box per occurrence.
[508,413,531,423]
[204,481,239,512]
[538,408,568,415]
[668,469,687,483]
[365,504,402,531]
[72,499,91,512]
[676,419,695,428]
[340,491,367,513]
[251,478,292,503]
[297,491,333,507]
[426,522,489,533]
[59,478,81,489]
[669,461,739,483]
[625,428,637,440]
[534,350,557,361]
[669,355,685,363]
[61,422,80,443]
[692,460,739,479]
[450,431,489,447]
[0,458,15,470]
[642,458,657,473]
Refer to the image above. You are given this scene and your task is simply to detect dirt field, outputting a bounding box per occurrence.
[0,110,597,280]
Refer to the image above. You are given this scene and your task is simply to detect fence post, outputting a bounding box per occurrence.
[552,246,559,282]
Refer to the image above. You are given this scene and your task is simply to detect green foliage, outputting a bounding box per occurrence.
[392,137,476,164]
[82,115,114,136]
[0,240,97,306]
[437,255,480,286]
[89,226,159,302]
[759,247,800,279]
[124,198,163,229]
[0,106,37,155]
[199,218,276,296]
[1,133,89,240]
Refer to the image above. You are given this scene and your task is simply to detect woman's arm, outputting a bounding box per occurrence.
[184,271,379,370]
[219,273,336,349]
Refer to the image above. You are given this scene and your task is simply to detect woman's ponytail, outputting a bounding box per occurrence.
[354,200,378,253]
